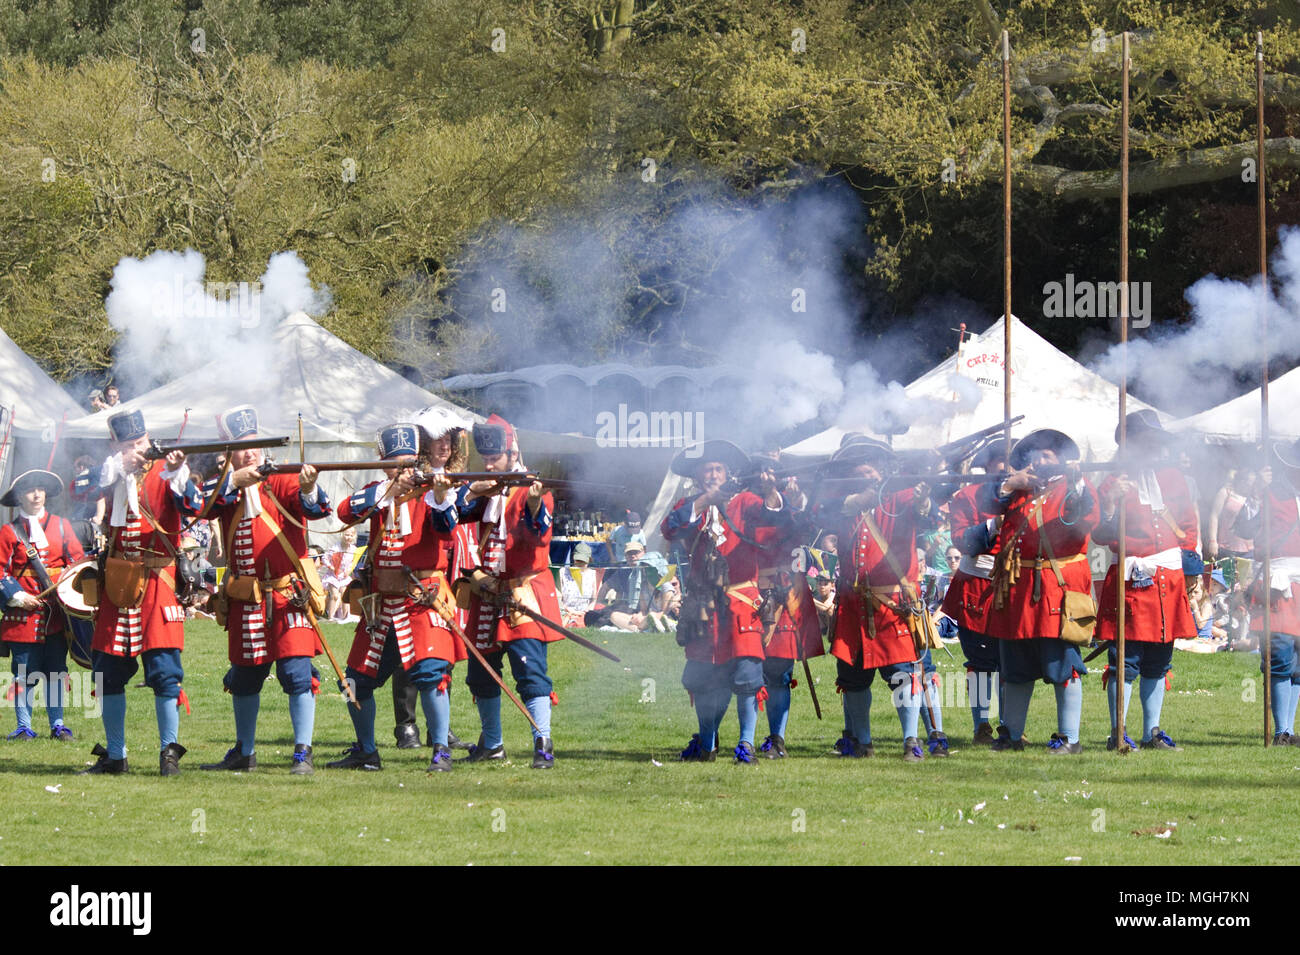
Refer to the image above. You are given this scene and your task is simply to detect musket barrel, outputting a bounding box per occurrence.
[261,458,415,474]
[147,435,291,460]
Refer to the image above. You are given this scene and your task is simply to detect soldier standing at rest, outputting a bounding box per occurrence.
[0,470,85,740]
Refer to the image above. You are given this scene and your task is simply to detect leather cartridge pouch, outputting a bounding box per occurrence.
[224,575,262,604]
[1059,589,1097,646]
[1035,500,1096,647]
[80,574,100,609]
[506,573,542,627]
[373,568,411,595]
[454,569,496,610]
[213,591,229,627]
[103,557,147,610]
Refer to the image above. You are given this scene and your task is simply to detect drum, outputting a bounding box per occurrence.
[55,558,98,622]
[56,559,99,670]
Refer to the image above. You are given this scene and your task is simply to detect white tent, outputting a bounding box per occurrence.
[0,324,85,434]
[1169,366,1300,444]
[60,312,480,527]
[783,315,1166,462]
[0,324,86,493]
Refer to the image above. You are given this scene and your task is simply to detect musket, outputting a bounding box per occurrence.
[435,472,630,496]
[258,458,416,475]
[457,573,622,662]
[145,435,291,460]
[934,415,1026,460]
[404,569,542,734]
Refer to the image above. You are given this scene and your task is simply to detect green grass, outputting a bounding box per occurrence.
[0,620,1291,865]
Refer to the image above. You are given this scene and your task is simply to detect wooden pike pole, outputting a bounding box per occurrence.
[1114,33,1132,754]
[1002,30,1013,466]
[1257,32,1273,747]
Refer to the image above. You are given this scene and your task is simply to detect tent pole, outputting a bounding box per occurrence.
[1114,32,1132,755]
[1257,31,1272,747]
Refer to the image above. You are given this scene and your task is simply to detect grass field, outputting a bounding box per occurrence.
[0,620,1292,866]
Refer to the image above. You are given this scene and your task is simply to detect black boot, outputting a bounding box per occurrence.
[80,743,128,775]
[201,743,256,771]
[290,744,314,776]
[159,742,187,777]
[532,736,554,769]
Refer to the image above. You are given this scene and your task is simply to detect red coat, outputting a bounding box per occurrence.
[93,460,202,657]
[461,486,562,650]
[0,512,84,643]
[1094,468,1197,644]
[661,490,787,664]
[940,481,1000,634]
[212,475,330,665]
[339,483,472,675]
[753,517,823,661]
[830,488,926,670]
[986,479,1099,642]
[1244,489,1300,636]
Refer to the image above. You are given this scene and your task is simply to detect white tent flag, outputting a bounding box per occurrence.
[783,315,1169,462]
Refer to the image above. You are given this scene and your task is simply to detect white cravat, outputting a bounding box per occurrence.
[22,509,48,550]
[380,485,412,536]
[1136,470,1164,510]
[100,453,141,528]
[242,483,264,521]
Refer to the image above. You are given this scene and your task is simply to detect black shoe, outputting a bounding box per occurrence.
[760,735,787,758]
[159,742,186,777]
[679,733,713,762]
[1107,732,1137,751]
[394,725,421,750]
[834,736,874,758]
[80,743,128,775]
[733,740,759,764]
[461,734,506,763]
[972,722,995,746]
[532,736,555,769]
[290,744,314,776]
[990,734,1025,752]
[326,743,382,770]
[1274,731,1292,746]
[927,731,950,757]
[201,743,256,771]
[902,737,926,762]
[427,744,454,772]
[447,730,471,750]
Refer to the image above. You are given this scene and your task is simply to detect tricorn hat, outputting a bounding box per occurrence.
[1115,409,1168,445]
[107,409,146,443]
[0,469,64,508]
[827,436,895,473]
[670,439,751,478]
[1010,429,1079,470]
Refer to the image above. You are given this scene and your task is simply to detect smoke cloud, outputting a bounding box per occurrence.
[104,249,332,395]
[1091,226,1300,415]
[439,178,980,449]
